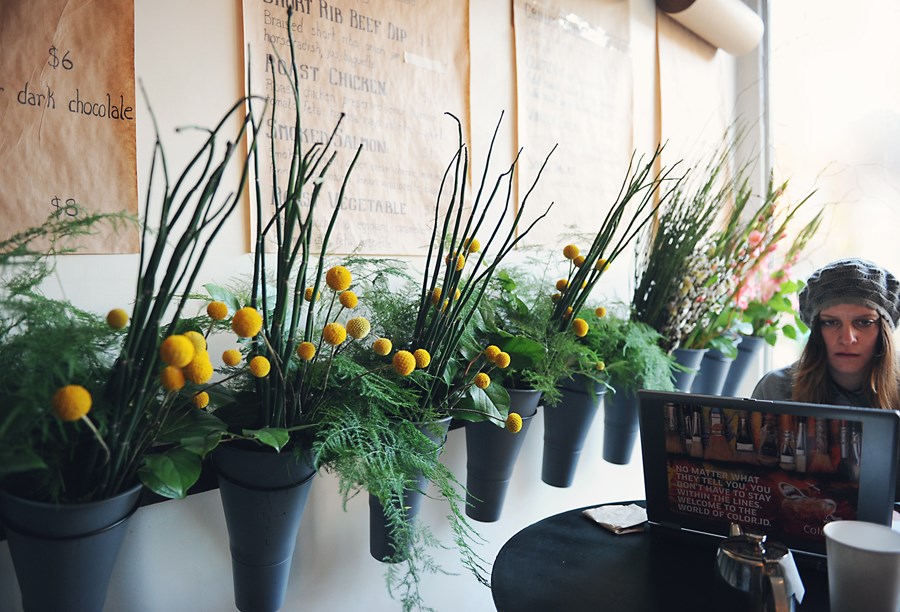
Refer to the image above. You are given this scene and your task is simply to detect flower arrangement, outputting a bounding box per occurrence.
[361,112,556,428]
[0,94,260,503]
[631,146,734,353]
[674,176,819,356]
[548,147,683,335]
[736,202,823,345]
[577,303,676,396]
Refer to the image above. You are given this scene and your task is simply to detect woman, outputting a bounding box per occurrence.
[752,257,900,408]
[752,257,900,503]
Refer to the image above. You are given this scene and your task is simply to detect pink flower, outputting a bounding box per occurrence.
[748,230,764,248]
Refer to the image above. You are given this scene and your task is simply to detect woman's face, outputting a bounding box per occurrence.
[818,304,882,390]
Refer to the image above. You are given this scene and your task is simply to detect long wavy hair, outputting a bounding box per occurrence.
[792,316,900,409]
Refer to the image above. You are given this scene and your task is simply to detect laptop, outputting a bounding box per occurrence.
[637,390,900,559]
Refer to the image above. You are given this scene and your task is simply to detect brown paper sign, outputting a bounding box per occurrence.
[513,0,633,247]
[0,0,138,253]
[241,0,470,256]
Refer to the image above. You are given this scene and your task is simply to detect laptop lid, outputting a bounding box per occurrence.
[638,390,900,557]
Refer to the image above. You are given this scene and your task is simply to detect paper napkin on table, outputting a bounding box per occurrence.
[582,503,648,535]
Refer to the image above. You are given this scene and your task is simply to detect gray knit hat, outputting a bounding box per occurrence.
[799,258,900,328]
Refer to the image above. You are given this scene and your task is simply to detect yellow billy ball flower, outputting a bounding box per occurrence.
[473,372,491,389]
[52,385,92,421]
[347,317,371,340]
[392,350,416,376]
[183,330,206,353]
[506,412,523,434]
[594,258,610,272]
[183,351,214,384]
[551,293,561,302]
[325,266,352,291]
[555,279,568,291]
[206,301,228,321]
[456,254,466,271]
[160,335,195,368]
[222,349,242,367]
[596,360,606,371]
[304,287,321,302]
[572,318,589,337]
[495,352,511,369]
[562,244,580,260]
[232,307,263,338]
[297,341,316,361]
[413,348,431,369]
[431,287,443,306]
[484,345,501,361]
[465,237,481,253]
[249,355,271,378]
[573,255,586,268]
[323,322,347,346]
[373,338,393,356]
[106,308,129,330]
[595,306,608,318]
[339,291,358,309]
[564,306,573,319]
[160,366,186,392]
[454,288,461,301]
[192,392,210,409]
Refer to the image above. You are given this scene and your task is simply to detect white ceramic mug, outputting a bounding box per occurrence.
[824,520,900,612]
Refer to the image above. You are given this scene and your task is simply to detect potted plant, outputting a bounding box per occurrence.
[673,176,819,395]
[577,305,675,464]
[720,203,822,396]
[319,111,556,609]
[0,93,257,612]
[537,147,684,486]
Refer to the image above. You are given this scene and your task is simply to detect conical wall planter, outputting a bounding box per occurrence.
[464,388,540,522]
[542,376,606,487]
[212,443,316,612]
[602,387,641,465]
[690,344,738,396]
[0,482,142,612]
[672,347,708,392]
[369,416,452,562]
[720,334,767,397]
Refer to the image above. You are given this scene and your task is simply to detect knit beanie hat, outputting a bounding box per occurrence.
[799,258,900,329]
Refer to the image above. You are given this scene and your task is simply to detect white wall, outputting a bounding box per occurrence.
[0,1,744,610]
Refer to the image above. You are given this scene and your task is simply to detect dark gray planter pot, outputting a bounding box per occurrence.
[541,376,606,488]
[672,347,708,392]
[0,482,142,612]
[369,416,452,562]
[691,344,738,396]
[720,334,767,397]
[212,443,316,612]
[602,387,641,465]
[464,388,541,522]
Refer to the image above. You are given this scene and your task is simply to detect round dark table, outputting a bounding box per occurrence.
[491,502,830,612]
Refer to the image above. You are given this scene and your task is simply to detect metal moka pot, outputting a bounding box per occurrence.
[715,524,796,612]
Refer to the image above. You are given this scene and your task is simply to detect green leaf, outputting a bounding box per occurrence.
[453,385,505,423]
[203,283,242,313]
[499,335,546,369]
[243,427,290,451]
[496,270,517,292]
[764,331,778,346]
[782,325,797,340]
[158,406,227,448]
[139,448,202,499]
[0,449,46,478]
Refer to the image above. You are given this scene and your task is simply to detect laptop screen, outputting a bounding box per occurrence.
[638,390,900,556]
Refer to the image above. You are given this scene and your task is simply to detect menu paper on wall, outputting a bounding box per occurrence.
[513,0,632,247]
[0,0,138,253]
[241,0,470,256]
[657,11,731,170]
